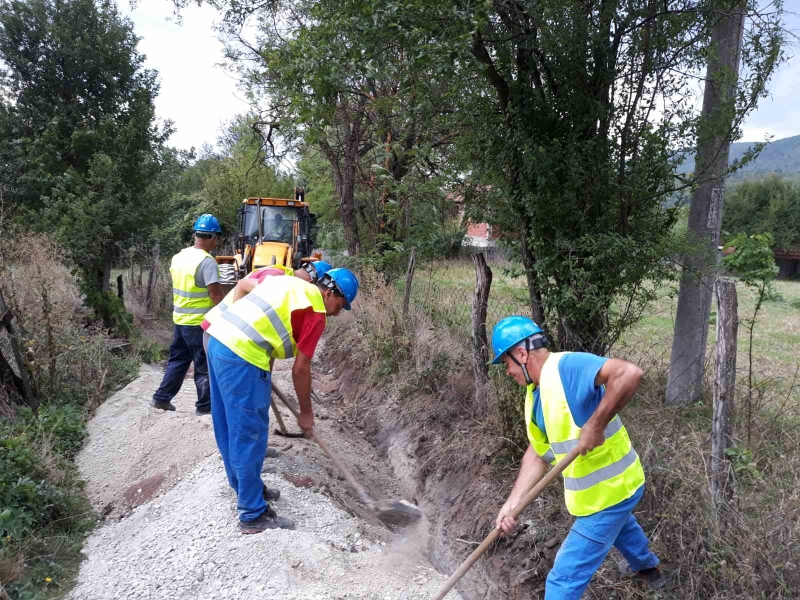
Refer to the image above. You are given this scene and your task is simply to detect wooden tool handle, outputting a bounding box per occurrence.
[431,447,582,600]
[271,382,375,503]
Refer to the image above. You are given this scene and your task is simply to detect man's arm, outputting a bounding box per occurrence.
[233,278,258,302]
[495,445,548,535]
[578,358,644,455]
[292,349,314,434]
[207,282,224,306]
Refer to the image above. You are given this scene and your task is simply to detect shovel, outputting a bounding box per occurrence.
[431,446,582,600]
[270,382,424,528]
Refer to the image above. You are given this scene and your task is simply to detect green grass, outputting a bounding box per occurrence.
[617,279,800,388]
[402,258,800,398]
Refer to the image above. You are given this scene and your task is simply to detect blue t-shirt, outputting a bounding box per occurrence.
[532,352,609,437]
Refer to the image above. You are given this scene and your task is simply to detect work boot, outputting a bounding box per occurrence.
[618,559,666,591]
[266,447,280,458]
[151,399,176,411]
[263,484,281,501]
[239,507,295,534]
[195,406,211,416]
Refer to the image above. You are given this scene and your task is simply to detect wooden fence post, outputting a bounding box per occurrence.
[145,242,160,313]
[402,247,417,319]
[471,253,492,391]
[711,278,737,513]
[0,287,37,412]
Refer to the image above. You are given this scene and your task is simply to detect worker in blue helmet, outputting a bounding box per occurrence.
[205,266,358,533]
[151,214,224,415]
[490,316,663,598]
[299,260,333,283]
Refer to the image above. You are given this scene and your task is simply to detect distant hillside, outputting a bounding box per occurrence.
[678,134,800,181]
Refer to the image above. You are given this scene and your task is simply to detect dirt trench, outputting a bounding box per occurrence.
[69,343,463,600]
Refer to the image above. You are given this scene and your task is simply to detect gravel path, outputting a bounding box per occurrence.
[69,353,461,600]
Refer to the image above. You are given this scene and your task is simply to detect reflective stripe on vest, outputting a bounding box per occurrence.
[170,247,215,326]
[524,352,645,517]
[206,276,326,370]
[202,268,291,330]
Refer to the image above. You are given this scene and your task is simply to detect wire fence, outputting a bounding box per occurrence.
[397,247,533,343]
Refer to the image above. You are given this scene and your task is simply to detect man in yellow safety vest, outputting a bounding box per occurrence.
[206,267,359,533]
[491,316,664,598]
[151,214,224,415]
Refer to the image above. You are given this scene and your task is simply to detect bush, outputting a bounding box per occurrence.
[0,407,95,598]
[0,232,140,598]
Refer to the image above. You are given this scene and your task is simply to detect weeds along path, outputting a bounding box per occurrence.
[69,342,460,600]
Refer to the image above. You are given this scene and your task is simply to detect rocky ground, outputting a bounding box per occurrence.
[68,345,461,600]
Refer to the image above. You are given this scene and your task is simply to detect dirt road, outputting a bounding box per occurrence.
[68,350,460,600]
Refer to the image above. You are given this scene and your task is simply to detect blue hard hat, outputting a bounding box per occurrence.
[326,268,359,310]
[312,260,333,278]
[193,214,222,234]
[491,316,543,364]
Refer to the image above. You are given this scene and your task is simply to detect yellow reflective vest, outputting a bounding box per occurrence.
[207,276,326,371]
[524,352,645,516]
[203,266,294,330]
[170,247,216,326]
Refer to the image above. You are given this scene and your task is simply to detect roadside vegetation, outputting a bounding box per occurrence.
[325,265,800,598]
[0,233,149,599]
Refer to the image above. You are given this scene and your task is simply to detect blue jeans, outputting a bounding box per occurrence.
[545,485,659,599]
[152,325,210,411]
[207,336,271,522]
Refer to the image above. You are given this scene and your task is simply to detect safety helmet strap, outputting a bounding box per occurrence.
[504,334,548,386]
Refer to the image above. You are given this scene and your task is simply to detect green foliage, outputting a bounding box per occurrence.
[0,405,95,599]
[723,233,779,288]
[723,175,800,250]
[155,117,297,257]
[0,0,172,329]
[448,0,784,353]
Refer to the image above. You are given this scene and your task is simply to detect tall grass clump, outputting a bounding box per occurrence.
[0,232,143,599]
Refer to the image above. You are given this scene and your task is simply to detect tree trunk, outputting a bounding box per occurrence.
[320,99,367,257]
[101,242,113,294]
[519,225,546,328]
[402,247,417,318]
[471,252,492,395]
[711,278,737,513]
[145,242,160,313]
[0,288,37,411]
[334,164,360,256]
[666,3,746,405]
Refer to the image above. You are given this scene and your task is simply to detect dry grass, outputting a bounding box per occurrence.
[0,232,141,599]
[326,268,800,599]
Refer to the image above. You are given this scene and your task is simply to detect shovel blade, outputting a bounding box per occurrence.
[370,499,424,528]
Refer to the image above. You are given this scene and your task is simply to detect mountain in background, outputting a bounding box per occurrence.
[677,134,800,182]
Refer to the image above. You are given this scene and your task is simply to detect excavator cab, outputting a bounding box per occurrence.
[217,188,321,289]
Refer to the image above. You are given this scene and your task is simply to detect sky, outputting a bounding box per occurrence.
[120,0,251,152]
[121,0,800,152]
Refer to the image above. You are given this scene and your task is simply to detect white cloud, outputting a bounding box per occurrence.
[740,0,800,141]
[120,0,251,151]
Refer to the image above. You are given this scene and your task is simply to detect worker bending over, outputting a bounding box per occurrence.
[206,268,358,533]
[491,317,664,598]
[151,214,224,415]
[200,260,333,348]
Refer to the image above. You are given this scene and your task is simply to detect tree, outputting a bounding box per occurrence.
[202,0,461,257]
[0,0,170,328]
[447,0,784,353]
[723,175,800,250]
[666,0,747,405]
[722,232,778,445]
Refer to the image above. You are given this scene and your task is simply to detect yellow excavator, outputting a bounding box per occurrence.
[216,188,322,289]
